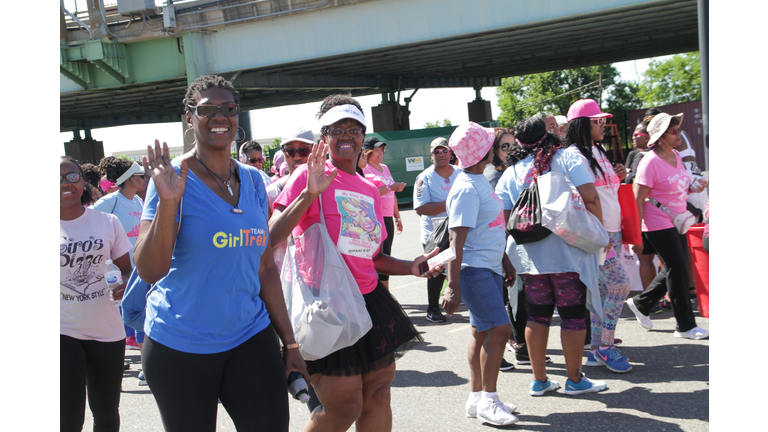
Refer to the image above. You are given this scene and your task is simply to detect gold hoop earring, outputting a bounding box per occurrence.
[235,127,246,143]
[184,128,196,145]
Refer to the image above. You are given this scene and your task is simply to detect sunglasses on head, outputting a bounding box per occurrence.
[61,172,81,183]
[284,147,312,158]
[590,117,606,126]
[432,148,450,155]
[248,157,264,164]
[188,103,240,118]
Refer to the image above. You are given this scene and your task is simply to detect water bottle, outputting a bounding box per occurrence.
[287,371,309,403]
[104,259,122,306]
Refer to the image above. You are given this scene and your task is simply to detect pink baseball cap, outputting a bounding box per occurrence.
[448,122,495,169]
[566,99,613,122]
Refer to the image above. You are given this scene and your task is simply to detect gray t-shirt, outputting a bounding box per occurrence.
[413,165,461,244]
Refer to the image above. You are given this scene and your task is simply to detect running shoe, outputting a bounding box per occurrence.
[125,335,140,350]
[476,399,519,426]
[564,374,607,395]
[626,297,653,330]
[515,347,552,365]
[138,371,148,386]
[585,351,600,367]
[499,357,516,371]
[466,398,516,418]
[426,307,447,323]
[674,326,709,340]
[594,346,632,373]
[530,378,560,396]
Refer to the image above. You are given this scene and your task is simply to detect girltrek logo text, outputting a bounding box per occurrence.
[212,228,267,248]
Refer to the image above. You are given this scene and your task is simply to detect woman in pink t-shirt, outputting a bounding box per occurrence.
[626,113,709,340]
[362,136,406,290]
[270,95,439,432]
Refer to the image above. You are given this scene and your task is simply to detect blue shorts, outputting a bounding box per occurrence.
[459,267,510,332]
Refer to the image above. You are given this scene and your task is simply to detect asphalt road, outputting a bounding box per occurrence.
[88,206,709,431]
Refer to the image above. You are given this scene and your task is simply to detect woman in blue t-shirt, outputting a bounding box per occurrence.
[133,75,308,432]
[441,122,519,426]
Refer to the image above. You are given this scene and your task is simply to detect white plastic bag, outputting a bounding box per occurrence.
[281,199,372,361]
[618,244,644,292]
[538,155,609,255]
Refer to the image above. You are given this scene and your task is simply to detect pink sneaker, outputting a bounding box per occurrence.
[125,335,140,350]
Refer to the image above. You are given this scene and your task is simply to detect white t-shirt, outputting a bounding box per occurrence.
[413,165,461,244]
[566,145,622,232]
[60,209,132,342]
[91,191,143,264]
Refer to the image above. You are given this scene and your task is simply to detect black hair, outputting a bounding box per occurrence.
[183,74,240,112]
[316,94,367,136]
[81,163,101,190]
[491,127,513,169]
[98,156,134,188]
[644,107,663,117]
[61,156,95,206]
[507,117,563,178]
[241,140,262,154]
[565,117,607,180]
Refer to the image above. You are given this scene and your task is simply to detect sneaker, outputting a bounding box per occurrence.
[585,351,600,367]
[650,304,664,315]
[626,297,653,330]
[583,343,593,351]
[594,346,632,373]
[426,307,447,323]
[507,339,517,352]
[674,326,709,340]
[613,338,622,346]
[476,399,519,426]
[530,378,560,396]
[564,374,607,395]
[137,371,148,386]
[499,357,516,371]
[124,362,131,371]
[466,398,516,418]
[515,347,552,365]
[660,299,672,310]
[125,335,140,350]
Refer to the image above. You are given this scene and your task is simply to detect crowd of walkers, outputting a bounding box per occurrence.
[60,74,708,431]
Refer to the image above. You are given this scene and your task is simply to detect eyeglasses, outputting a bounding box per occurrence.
[432,148,450,155]
[60,172,81,183]
[494,142,512,151]
[590,118,606,126]
[188,103,240,118]
[665,128,682,136]
[633,133,649,138]
[283,147,312,158]
[374,148,386,154]
[328,127,363,138]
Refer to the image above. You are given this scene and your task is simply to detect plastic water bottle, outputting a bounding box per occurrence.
[104,259,122,306]
[287,371,309,403]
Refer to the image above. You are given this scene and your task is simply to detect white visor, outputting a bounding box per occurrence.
[116,162,145,185]
[318,104,366,128]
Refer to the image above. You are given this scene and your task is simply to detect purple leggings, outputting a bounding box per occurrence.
[520,272,587,331]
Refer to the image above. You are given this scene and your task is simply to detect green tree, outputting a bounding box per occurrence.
[423,118,453,128]
[638,52,701,107]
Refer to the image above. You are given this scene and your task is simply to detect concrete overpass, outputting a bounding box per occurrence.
[60,0,702,136]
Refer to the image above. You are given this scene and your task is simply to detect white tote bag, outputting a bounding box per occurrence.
[281,196,372,361]
[538,154,610,255]
[618,244,645,292]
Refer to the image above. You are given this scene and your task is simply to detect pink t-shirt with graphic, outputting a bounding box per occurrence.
[363,163,396,217]
[635,150,691,232]
[275,161,387,294]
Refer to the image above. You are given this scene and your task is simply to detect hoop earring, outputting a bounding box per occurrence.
[184,128,196,145]
[235,127,246,143]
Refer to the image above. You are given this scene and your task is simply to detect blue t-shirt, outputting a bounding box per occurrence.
[494,149,602,319]
[141,159,272,354]
[446,171,507,275]
[413,165,461,244]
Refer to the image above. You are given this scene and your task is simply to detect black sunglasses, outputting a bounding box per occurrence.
[284,147,312,158]
[432,148,450,155]
[188,103,240,118]
[60,172,81,183]
[248,157,264,164]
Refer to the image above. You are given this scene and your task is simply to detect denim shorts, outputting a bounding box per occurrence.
[459,266,510,332]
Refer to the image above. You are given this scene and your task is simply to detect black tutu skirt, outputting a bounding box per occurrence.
[306,282,423,377]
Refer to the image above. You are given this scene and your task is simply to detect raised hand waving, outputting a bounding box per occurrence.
[306,141,337,196]
[142,140,188,202]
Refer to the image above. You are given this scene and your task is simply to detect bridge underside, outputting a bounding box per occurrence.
[60,0,698,132]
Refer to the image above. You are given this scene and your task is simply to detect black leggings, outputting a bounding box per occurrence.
[378,216,395,281]
[423,243,445,309]
[142,325,289,432]
[633,228,697,332]
[60,335,124,432]
[504,287,528,346]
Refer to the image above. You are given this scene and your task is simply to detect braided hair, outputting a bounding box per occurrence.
[507,116,563,180]
[61,156,95,206]
[316,94,367,136]
[183,74,240,112]
[565,117,608,181]
[98,156,134,188]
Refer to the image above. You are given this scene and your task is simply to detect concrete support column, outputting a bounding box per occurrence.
[371,93,410,132]
[64,129,105,164]
[467,87,493,123]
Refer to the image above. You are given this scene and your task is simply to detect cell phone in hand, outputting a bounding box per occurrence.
[418,261,429,275]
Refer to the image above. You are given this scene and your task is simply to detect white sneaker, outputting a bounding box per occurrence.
[626,297,653,330]
[476,399,519,426]
[674,326,709,340]
[466,398,516,418]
